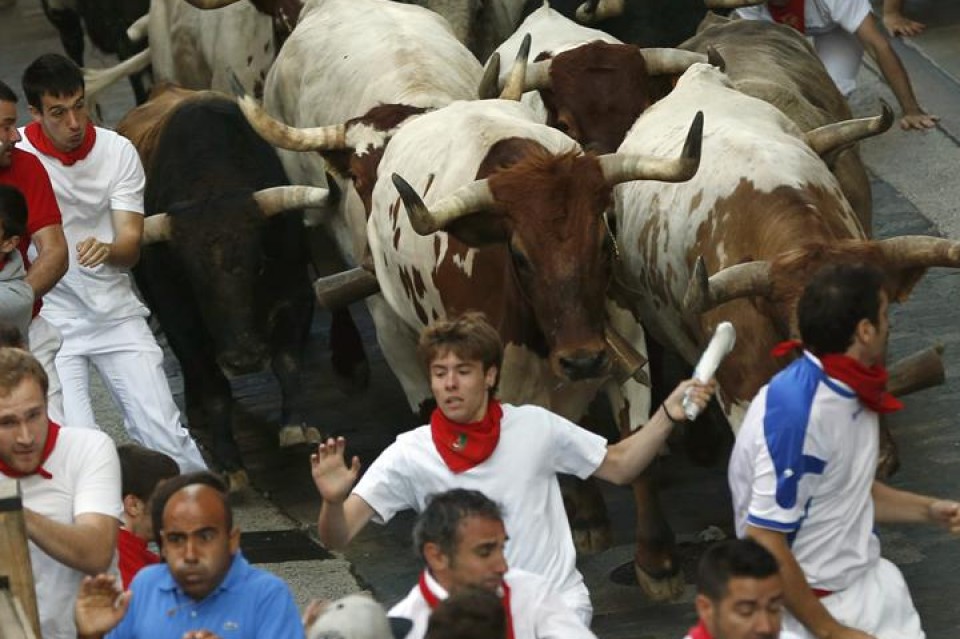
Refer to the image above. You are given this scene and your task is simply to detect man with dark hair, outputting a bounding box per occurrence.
[0,346,121,639]
[687,538,799,639]
[729,263,960,639]
[313,312,715,623]
[0,185,35,339]
[390,488,595,639]
[425,587,506,639]
[115,443,179,587]
[74,470,304,639]
[0,78,69,421]
[17,54,205,472]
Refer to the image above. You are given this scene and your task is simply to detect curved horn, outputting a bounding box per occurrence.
[683,256,773,314]
[142,214,172,245]
[575,0,624,22]
[392,173,495,236]
[706,45,726,72]
[479,53,502,99]
[254,186,330,217]
[639,48,708,76]
[804,100,894,157]
[599,111,703,186]
[500,33,532,101]
[876,236,960,270]
[704,0,766,8]
[231,74,347,152]
[125,14,149,43]
[180,0,241,7]
[84,49,151,100]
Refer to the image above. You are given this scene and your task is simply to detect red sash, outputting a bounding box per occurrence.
[24,121,96,166]
[0,420,61,479]
[772,341,903,414]
[768,0,805,33]
[430,400,503,473]
[418,571,515,639]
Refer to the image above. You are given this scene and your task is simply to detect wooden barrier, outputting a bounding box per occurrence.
[0,480,40,639]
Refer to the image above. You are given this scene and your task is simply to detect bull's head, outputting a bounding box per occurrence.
[391,112,703,381]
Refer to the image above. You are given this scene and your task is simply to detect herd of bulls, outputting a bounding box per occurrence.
[72,0,960,603]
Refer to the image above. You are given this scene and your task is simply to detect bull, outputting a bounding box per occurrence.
[606,62,957,599]
[116,85,330,489]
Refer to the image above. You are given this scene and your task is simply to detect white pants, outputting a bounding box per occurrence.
[812,28,864,97]
[29,316,65,426]
[52,315,207,472]
[784,557,925,639]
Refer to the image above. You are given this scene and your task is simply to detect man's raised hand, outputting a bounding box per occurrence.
[311,436,361,504]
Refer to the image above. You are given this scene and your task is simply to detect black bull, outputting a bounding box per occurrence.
[131,95,323,475]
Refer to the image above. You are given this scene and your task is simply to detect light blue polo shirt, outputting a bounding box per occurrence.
[107,552,304,639]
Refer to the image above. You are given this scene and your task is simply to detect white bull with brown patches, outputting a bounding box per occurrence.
[607,62,960,598]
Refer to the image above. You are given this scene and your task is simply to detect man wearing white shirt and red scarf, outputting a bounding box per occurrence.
[312,312,715,624]
[17,54,205,472]
[729,263,960,639]
[390,488,595,639]
[0,347,121,639]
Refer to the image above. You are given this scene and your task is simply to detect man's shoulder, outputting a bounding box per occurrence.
[56,426,115,450]
[505,567,550,589]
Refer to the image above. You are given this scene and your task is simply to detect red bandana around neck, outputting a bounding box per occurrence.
[430,399,503,473]
[25,121,96,166]
[772,340,903,414]
[768,0,805,33]
[419,571,515,639]
[687,620,713,639]
[0,420,61,479]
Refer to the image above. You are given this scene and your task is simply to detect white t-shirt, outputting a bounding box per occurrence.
[728,352,880,592]
[8,427,122,639]
[353,404,607,606]
[735,0,871,35]
[19,127,149,322]
[389,569,597,639]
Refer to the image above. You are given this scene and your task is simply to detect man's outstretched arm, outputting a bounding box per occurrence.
[312,436,375,548]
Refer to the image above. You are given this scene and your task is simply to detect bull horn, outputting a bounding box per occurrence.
[253,186,330,217]
[313,266,381,310]
[706,45,726,72]
[231,75,348,152]
[392,173,494,236]
[181,0,241,7]
[683,255,772,314]
[887,343,945,398]
[599,111,703,185]
[84,48,151,100]
[576,0,624,23]
[126,14,149,43]
[804,101,894,157]
[142,214,172,245]
[876,235,960,269]
[500,33,532,101]
[605,324,651,387]
[639,49,708,76]
[479,53,502,99]
[703,0,766,8]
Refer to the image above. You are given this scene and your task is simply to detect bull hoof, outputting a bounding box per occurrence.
[278,425,307,447]
[573,520,613,554]
[303,426,324,445]
[634,564,685,602]
[226,469,250,494]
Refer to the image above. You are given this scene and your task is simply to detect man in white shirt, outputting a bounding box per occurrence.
[729,263,960,639]
[685,538,802,639]
[17,54,205,472]
[390,488,596,639]
[735,0,937,131]
[311,312,715,623]
[0,347,121,639]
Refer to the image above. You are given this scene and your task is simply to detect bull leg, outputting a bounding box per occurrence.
[330,307,370,393]
[270,302,316,448]
[630,468,685,601]
[560,474,612,554]
[40,0,85,65]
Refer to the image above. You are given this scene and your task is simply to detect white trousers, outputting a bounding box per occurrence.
[783,557,925,639]
[812,28,864,97]
[52,315,207,472]
[29,316,65,426]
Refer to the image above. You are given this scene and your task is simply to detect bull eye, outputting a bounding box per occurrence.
[509,244,531,273]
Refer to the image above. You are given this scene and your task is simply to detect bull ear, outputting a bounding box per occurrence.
[576,0,624,23]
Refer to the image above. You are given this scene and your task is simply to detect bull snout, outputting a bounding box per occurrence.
[558,349,610,381]
[217,342,270,376]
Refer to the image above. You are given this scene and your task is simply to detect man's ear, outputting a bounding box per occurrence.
[27,105,42,123]
[695,593,715,628]
[854,316,876,346]
[122,494,143,518]
[423,541,449,573]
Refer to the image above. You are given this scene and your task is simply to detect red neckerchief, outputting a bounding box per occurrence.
[768,0,805,33]
[0,420,61,479]
[430,399,503,473]
[687,620,712,639]
[117,527,161,588]
[25,121,97,166]
[772,341,903,414]
[418,571,515,639]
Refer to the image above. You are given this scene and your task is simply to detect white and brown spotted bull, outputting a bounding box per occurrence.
[606,62,959,599]
[116,85,330,490]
